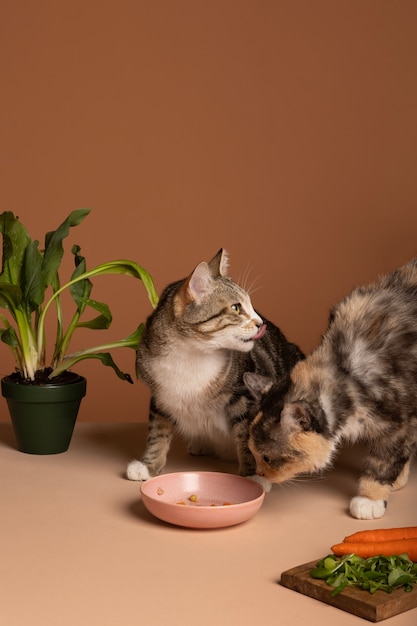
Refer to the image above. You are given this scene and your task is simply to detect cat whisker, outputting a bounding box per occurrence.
[269,473,326,491]
[237,265,252,292]
[247,281,263,297]
[302,473,327,483]
[237,263,263,295]
[244,273,264,298]
[274,477,305,492]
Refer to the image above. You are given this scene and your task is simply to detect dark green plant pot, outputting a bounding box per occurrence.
[1,373,87,454]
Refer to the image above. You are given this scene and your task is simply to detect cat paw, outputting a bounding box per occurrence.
[247,474,272,493]
[350,496,386,519]
[126,460,151,481]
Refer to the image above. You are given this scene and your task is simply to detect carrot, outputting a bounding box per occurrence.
[332,537,417,561]
[344,526,417,544]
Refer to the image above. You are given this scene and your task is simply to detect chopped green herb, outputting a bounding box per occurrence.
[310,553,417,596]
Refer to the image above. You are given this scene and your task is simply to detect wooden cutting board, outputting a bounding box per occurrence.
[280,560,417,622]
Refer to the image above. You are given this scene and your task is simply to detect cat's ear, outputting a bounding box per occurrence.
[281,403,311,433]
[186,261,214,302]
[176,249,228,309]
[208,248,229,277]
[243,372,273,400]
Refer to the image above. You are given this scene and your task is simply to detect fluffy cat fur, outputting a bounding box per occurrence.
[244,257,417,519]
[126,249,303,489]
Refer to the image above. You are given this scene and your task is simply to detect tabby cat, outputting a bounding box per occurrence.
[126,249,303,488]
[244,257,417,519]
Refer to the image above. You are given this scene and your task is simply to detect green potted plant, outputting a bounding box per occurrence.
[0,209,158,454]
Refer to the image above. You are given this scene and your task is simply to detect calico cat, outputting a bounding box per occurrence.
[126,249,303,488]
[244,257,417,519]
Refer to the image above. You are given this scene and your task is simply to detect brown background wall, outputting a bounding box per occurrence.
[1,1,417,423]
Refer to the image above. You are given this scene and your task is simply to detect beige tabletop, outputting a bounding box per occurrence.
[1,422,416,626]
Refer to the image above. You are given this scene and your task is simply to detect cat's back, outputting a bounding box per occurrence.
[325,257,417,377]
[332,257,417,331]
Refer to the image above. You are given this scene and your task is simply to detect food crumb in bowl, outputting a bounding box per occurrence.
[156,487,164,495]
[176,501,186,505]
[188,494,198,502]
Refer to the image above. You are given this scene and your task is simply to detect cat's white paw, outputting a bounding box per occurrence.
[126,460,151,481]
[350,496,386,519]
[247,474,272,493]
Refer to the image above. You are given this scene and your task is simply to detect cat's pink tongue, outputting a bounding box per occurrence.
[252,324,266,340]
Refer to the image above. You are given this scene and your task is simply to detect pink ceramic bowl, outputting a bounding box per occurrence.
[140,471,265,529]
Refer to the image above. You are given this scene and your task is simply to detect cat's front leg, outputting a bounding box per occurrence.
[350,467,410,519]
[352,461,409,518]
[126,408,174,481]
[233,420,272,493]
[350,450,413,519]
[350,477,390,520]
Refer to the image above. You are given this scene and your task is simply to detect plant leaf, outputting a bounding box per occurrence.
[0,326,20,347]
[69,244,92,312]
[51,351,135,383]
[0,211,31,282]
[0,212,31,310]
[0,283,23,311]
[76,260,159,308]
[23,240,44,309]
[41,209,91,289]
[74,298,112,330]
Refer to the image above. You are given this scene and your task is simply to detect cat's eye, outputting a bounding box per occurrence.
[231,303,241,314]
[262,455,271,464]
